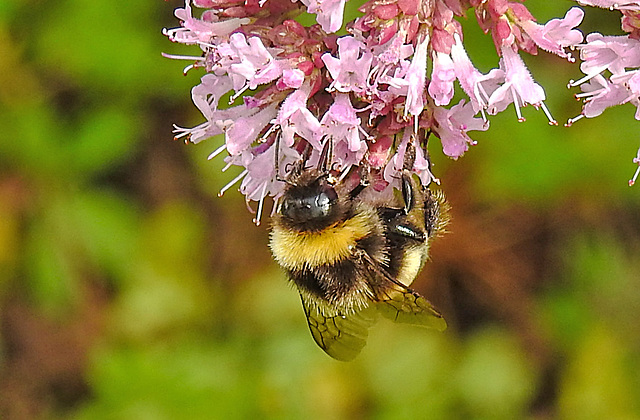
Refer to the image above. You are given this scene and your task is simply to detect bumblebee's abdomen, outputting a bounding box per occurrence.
[389,244,428,287]
[289,260,369,308]
[270,206,386,311]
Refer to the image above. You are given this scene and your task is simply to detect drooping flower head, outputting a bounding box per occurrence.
[567,1,640,183]
[164,0,589,220]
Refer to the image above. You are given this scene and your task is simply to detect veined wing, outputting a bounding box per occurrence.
[359,250,447,331]
[300,294,377,362]
[374,283,446,331]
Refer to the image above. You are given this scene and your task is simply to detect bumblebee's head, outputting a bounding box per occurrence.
[279,172,341,231]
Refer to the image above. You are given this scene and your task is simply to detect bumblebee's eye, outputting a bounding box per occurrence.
[281,185,338,222]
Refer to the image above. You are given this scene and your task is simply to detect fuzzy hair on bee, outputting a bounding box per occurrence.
[269,143,449,361]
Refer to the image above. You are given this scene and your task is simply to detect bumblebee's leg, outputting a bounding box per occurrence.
[387,173,426,242]
[391,221,425,242]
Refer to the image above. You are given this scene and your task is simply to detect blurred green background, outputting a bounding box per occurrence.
[1,1,640,419]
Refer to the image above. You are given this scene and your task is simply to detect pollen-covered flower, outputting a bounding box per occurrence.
[519,7,584,60]
[405,36,429,116]
[450,34,504,116]
[434,100,488,159]
[164,0,625,216]
[322,36,373,94]
[225,104,278,155]
[475,3,584,124]
[320,93,369,171]
[300,0,347,33]
[428,51,456,106]
[575,1,640,10]
[275,83,323,150]
[488,45,553,123]
[227,33,284,94]
[566,0,640,184]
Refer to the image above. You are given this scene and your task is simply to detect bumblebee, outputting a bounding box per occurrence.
[269,146,448,361]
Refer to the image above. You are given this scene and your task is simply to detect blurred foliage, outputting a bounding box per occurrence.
[1,1,640,419]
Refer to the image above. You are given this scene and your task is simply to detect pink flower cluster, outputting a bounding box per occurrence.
[569,0,640,185]
[164,0,586,220]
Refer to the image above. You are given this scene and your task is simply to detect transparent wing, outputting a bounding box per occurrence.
[374,284,447,331]
[358,250,447,331]
[300,294,377,362]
